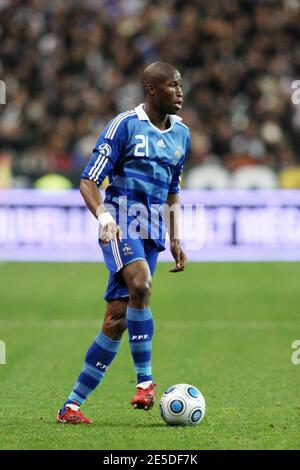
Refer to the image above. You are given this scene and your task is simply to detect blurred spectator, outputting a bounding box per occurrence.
[279,166,300,188]
[0,149,12,188]
[33,173,73,190]
[185,160,231,189]
[231,166,278,189]
[0,0,300,188]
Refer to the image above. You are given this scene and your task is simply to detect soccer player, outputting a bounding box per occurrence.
[57,62,189,424]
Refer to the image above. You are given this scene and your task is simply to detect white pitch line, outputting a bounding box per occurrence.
[160,320,300,330]
[0,319,299,330]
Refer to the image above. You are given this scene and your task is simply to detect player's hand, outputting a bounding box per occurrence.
[98,212,123,245]
[100,222,123,245]
[169,240,187,273]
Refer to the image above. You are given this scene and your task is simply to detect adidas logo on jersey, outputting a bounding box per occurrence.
[157,139,166,148]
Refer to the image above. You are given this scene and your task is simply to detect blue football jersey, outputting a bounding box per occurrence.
[81,104,190,250]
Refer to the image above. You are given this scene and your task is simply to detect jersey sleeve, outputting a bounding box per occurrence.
[168,131,190,194]
[81,117,128,186]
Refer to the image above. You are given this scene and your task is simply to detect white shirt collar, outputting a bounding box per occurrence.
[134,103,182,125]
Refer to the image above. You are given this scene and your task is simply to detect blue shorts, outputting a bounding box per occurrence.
[100,237,160,301]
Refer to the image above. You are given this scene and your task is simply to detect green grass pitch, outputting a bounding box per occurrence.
[0,261,300,450]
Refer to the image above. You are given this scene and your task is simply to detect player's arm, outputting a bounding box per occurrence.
[165,192,187,273]
[79,178,105,218]
[80,119,128,244]
[80,179,122,245]
[79,179,122,245]
[167,132,190,272]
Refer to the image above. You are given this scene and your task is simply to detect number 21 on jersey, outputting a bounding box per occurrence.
[134,135,149,157]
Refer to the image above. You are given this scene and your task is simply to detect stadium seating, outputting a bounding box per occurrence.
[0,1,299,188]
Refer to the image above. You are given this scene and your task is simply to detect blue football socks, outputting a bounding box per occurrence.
[63,331,121,409]
[126,306,154,384]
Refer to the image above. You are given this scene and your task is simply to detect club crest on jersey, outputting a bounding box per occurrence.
[122,244,133,255]
[173,148,182,164]
[98,143,112,157]
[175,149,181,159]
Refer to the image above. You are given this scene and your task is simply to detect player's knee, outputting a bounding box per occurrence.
[130,277,152,301]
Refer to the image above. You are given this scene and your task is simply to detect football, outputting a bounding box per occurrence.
[159,383,205,426]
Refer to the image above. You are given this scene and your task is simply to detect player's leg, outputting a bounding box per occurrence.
[121,259,157,409]
[57,299,127,424]
[102,298,128,339]
[65,300,127,405]
[57,236,134,423]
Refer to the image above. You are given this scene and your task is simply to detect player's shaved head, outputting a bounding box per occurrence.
[141,62,180,93]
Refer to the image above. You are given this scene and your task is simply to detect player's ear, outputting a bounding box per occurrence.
[147,83,156,96]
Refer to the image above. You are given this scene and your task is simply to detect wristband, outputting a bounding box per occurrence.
[97,211,115,227]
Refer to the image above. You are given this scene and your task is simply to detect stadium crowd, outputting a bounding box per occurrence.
[0,0,300,188]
